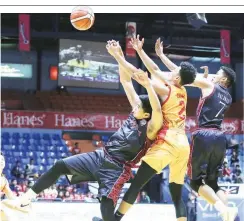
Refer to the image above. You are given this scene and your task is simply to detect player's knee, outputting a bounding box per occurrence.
[190,179,204,193]
[51,159,68,175]
[205,179,220,193]
[123,162,156,204]
[53,160,64,169]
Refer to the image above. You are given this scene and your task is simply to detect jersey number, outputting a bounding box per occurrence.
[178,100,186,120]
[215,101,226,117]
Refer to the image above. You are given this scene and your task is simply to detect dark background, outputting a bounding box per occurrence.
[1,13,243,100]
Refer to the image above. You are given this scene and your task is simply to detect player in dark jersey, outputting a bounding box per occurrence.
[186,66,238,221]
[2,44,163,221]
[109,38,196,221]
[154,38,238,221]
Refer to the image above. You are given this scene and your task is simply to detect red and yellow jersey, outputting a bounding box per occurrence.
[161,85,187,131]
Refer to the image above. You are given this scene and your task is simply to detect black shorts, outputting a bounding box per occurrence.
[62,148,132,205]
[187,129,227,181]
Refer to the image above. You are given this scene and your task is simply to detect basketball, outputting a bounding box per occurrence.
[70,6,95,31]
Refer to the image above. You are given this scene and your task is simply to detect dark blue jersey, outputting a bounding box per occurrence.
[196,84,232,129]
[105,113,151,163]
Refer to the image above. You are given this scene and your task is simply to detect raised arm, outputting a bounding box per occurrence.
[106,40,169,105]
[130,35,170,84]
[186,66,214,90]
[106,41,138,78]
[132,70,163,140]
[106,41,141,109]
[155,38,178,71]
[155,40,215,90]
[120,69,142,109]
[201,66,209,79]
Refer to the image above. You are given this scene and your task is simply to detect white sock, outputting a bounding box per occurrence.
[214,200,227,214]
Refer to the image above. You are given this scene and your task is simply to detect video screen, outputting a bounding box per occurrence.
[0,63,32,78]
[58,39,119,89]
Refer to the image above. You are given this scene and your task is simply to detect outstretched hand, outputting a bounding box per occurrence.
[200,66,209,78]
[106,40,122,57]
[130,34,144,51]
[155,37,164,56]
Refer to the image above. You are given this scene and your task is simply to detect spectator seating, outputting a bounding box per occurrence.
[2,89,131,113]
[1,130,71,185]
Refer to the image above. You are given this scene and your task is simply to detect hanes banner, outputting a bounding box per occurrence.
[19,14,30,51]
[220,30,230,64]
[125,22,136,57]
[1,111,242,134]
[1,111,128,131]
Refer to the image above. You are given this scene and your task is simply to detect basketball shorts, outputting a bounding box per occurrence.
[63,148,132,205]
[187,128,227,180]
[142,129,190,184]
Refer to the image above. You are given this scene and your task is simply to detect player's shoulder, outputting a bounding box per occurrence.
[171,84,186,92]
[170,85,187,98]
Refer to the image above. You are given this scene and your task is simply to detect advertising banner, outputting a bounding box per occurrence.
[1,111,242,134]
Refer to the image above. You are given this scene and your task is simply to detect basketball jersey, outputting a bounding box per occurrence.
[161,85,187,130]
[197,84,232,129]
[105,113,151,163]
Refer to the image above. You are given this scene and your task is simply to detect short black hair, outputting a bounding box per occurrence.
[220,66,236,87]
[179,62,197,85]
[139,94,152,118]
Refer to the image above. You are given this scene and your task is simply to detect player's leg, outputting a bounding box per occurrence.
[189,131,237,220]
[114,161,157,220]
[93,156,132,221]
[3,150,102,209]
[115,144,172,220]
[100,197,115,221]
[169,144,189,221]
[3,159,72,208]
[206,133,237,220]
[216,188,228,205]
[169,183,187,221]
[189,131,225,208]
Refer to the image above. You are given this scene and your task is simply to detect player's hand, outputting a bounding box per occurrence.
[155,38,164,56]
[130,34,144,51]
[200,66,209,78]
[132,69,151,87]
[109,40,124,57]
[106,40,121,56]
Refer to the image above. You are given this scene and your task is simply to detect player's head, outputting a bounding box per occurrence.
[213,66,236,88]
[171,62,197,86]
[133,95,152,120]
[0,152,5,173]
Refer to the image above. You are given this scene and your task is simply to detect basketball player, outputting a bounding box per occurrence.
[0,153,31,221]
[108,36,197,221]
[3,59,163,220]
[154,37,238,221]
